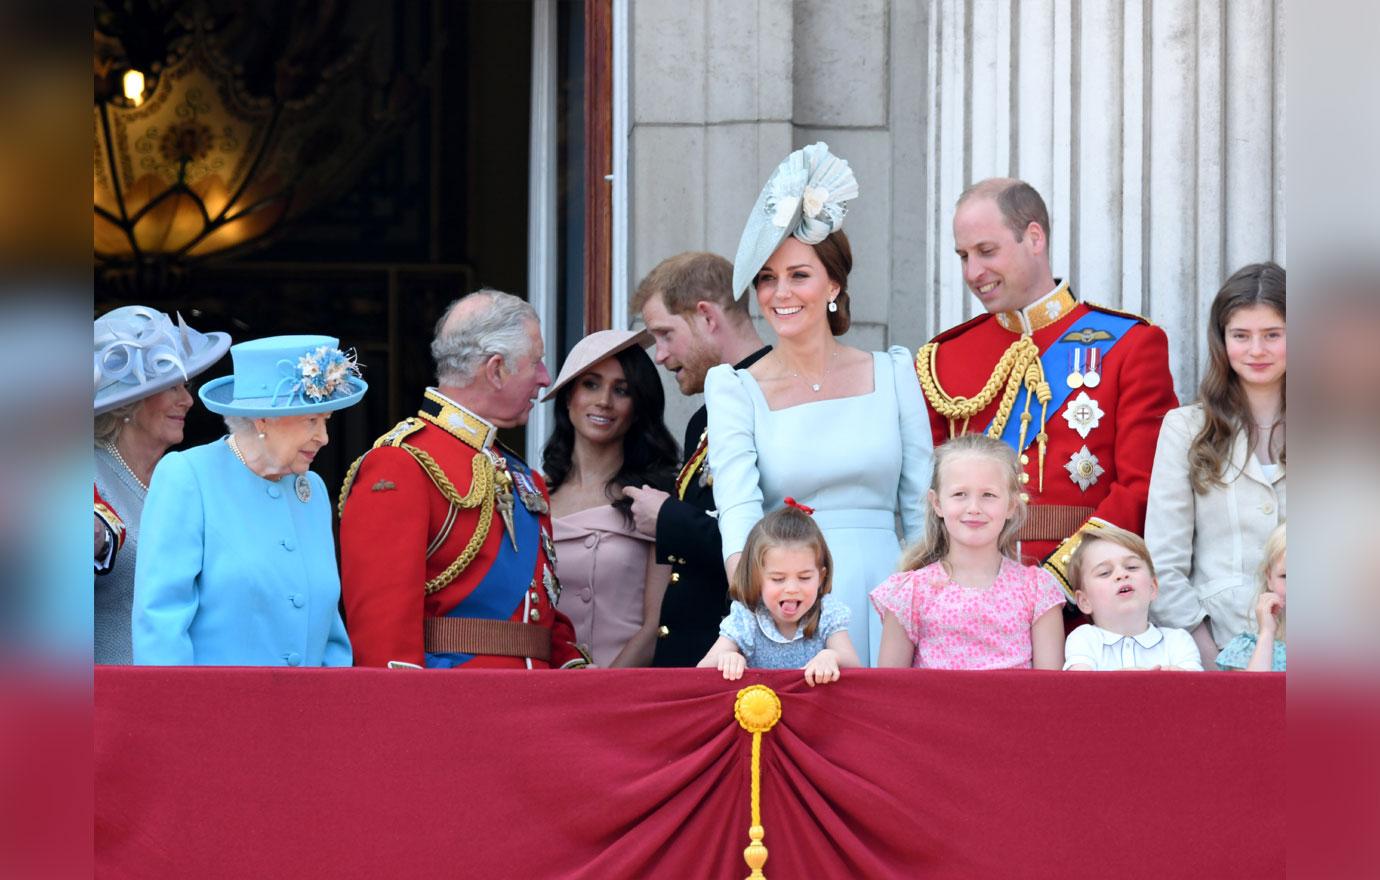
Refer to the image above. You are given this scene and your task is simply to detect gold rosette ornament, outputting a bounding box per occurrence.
[734,684,782,879]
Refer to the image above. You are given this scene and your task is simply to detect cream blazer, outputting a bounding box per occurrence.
[1145,404,1285,647]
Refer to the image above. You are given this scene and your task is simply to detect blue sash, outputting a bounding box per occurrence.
[427,451,541,668]
[988,309,1138,454]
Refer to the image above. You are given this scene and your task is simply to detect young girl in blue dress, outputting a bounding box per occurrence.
[698,502,861,685]
[1216,524,1287,671]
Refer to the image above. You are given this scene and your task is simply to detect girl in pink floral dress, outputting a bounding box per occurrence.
[871,435,1066,670]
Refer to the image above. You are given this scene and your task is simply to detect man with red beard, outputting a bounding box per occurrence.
[624,253,769,666]
[917,179,1177,605]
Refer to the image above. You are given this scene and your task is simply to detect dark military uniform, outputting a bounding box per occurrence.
[651,345,771,667]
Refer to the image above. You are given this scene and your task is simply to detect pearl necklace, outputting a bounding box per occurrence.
[227,435,251,469]
[104,442,149,493]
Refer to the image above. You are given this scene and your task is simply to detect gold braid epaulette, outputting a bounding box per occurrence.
[407,446,494,595]
[916,336,1054,490]
[915,336,1042,439]
[337,418,496,596]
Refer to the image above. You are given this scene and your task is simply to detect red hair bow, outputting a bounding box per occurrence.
[783,497,815,515]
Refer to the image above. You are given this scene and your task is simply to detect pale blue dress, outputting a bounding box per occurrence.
[132,438,352,667]
[705,346,933,665]
[719,594,851,669]
[1215,631,1287,671]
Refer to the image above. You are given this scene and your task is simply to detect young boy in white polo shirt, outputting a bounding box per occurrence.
[1063,526,1204,671]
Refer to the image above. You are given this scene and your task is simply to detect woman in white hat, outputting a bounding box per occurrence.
[131,335,366,667]
[541,329,680,667]
[705,142,934,665]
[94,305,231,664]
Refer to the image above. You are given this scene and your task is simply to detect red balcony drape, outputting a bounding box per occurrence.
[95,667,1283,879]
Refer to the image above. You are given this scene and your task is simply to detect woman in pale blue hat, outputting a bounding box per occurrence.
[705,142,934,665]
[131,335,366,667]
[94,306,231,664]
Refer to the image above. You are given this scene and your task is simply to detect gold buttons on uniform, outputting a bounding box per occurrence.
[670,573,680,583]
[1019,492,1030,503]
[1019,472,1030,484]
[657,626,670,638]
[1020,454,1029,465]
[529,608,540,621]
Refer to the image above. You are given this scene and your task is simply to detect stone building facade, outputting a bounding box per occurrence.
[626,0,1284,433]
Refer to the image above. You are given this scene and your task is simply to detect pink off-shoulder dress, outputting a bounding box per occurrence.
[870,558,1066,669]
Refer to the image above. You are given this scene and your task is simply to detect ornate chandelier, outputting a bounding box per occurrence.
[94,1,416,293]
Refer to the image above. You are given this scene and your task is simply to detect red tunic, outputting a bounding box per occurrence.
[919,285,1178,596]
[339,390,583,669]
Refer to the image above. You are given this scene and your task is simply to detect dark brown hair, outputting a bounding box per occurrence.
[812,231,852,335]
[631,251,747,321]
[731,506,834,638]
[1188,261,1286,494]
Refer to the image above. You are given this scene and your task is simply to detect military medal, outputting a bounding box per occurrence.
[1061,391,1105,439]
[542,564,560,605]
[513,470,549,514]
[1083,347,1102,388]
[1065,348,1084,389]
[541,526,557,566]
[294,474,312,502]
[1065,445,1104,491]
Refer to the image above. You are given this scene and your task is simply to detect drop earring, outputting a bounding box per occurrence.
[827,299,838,313]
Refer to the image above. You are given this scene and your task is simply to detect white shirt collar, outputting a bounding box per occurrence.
[754,604,803,644]
[1091,622,1164,649]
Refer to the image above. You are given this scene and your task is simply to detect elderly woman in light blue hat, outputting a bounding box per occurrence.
[132,335,366,667]
[704,142,934,665]
[95,306,231,664]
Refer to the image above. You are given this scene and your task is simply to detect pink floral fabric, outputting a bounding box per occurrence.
[869,558,1066,669]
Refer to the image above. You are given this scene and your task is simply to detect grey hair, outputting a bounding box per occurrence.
[94,401,140,447]
[431,288,540,385]
[223,415,256,435]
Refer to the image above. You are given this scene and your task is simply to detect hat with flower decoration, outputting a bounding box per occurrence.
[94,306,232,415]
[198,335,367,417]
[730,141,859,301]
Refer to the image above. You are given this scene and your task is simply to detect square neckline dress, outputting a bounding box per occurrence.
[704,346,934,664]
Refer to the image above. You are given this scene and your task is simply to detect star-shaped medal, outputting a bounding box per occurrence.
[1064,446,1104,491]
[1061,391,1105,439]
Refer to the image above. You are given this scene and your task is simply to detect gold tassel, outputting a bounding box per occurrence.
[734,685,782,880]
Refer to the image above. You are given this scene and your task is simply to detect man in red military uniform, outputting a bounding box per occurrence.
[916,178,1178,600]
[339,289,587,668]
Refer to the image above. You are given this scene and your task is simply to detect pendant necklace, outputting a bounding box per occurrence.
[786,346,839,393]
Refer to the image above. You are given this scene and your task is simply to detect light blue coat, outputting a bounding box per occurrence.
[132,438,352,667]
